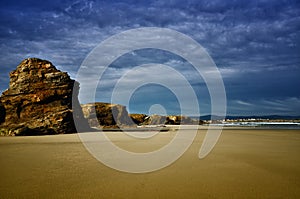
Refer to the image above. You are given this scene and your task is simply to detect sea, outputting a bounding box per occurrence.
[210,122,300,130]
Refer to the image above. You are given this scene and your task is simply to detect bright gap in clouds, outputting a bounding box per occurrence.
[95,48,211,116]
[128,84,180,115]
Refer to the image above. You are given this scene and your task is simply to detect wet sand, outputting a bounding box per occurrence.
[0,128,299,198]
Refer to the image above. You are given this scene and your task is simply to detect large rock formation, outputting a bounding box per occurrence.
[81,102,135,128]
[0,58,88,136]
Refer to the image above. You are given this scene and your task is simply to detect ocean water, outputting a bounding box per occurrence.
[211,122,300,130]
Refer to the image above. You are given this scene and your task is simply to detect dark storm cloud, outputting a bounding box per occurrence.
[0,0,299,115]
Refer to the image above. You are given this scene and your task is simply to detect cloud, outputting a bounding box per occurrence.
[236,100,252,106]
[228,97,300,116]
[0,0,299,115]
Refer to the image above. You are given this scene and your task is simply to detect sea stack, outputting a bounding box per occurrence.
[81,102,136,128]
[0,58,88,136]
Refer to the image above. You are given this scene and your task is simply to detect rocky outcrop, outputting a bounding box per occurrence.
[0,58,88,136]
[81,102,135,128]
[80,102,202,128]
[145,115,167,125]
[166,115,198,125]
[129,113,199,125]
[129,114,147,125]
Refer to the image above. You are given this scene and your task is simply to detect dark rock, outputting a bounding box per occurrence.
[81,102,136,128]
[0,101,5,124]
[0,58,89,136]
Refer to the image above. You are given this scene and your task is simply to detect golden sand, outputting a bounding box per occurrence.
[0,128,299,198]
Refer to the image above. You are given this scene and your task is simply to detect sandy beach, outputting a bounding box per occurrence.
[0,127,299,198]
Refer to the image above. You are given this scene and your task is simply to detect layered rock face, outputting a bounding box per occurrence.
[0,58,88,135]
[81,102,135,128]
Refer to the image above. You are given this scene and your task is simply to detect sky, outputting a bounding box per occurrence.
[0,0,299,116]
